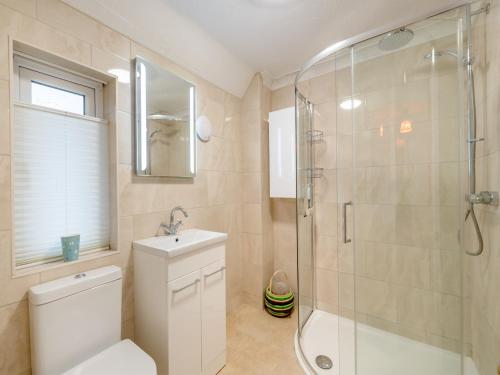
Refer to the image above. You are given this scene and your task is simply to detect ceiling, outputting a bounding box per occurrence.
[163,0,463,79]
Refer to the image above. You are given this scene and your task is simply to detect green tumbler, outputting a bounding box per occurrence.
[61,234,80,262]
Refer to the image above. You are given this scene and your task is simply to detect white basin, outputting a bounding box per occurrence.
[133,229,228,258]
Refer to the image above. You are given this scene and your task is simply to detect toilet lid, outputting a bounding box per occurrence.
[63,339,156,375]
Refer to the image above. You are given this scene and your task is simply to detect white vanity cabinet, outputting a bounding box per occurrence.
[133,229,227,375]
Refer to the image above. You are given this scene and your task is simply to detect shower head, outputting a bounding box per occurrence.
[423,49,459,61]
[378,28,414,51]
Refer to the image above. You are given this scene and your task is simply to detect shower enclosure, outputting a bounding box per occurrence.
[294,3,493,375]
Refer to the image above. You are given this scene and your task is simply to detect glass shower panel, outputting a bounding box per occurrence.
[296,91,315,332]
[351,7,466,375]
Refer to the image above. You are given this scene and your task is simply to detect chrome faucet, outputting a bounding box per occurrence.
[160,206,188,235]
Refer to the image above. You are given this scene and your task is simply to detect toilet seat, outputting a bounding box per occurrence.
[62,339,156,375]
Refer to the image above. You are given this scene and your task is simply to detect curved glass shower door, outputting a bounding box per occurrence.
[351,7,466,375]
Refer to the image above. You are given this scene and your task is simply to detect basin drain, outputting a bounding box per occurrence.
[315,355,333,370]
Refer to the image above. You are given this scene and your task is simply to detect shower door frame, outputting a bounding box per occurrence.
[295,89,316,335]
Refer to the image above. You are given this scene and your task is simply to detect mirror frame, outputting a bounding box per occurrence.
[133,56,197,178]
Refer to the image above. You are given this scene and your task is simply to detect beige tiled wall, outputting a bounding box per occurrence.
[467,2,500,374]
[240,73,274,306]
[0,1,247,374]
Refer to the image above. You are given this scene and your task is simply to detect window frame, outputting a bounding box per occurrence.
[13,54,104,118]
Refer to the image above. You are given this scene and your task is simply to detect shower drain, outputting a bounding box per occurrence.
[315,355,333,370]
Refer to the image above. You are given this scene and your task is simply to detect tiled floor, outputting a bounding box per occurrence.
[220,303,304,374]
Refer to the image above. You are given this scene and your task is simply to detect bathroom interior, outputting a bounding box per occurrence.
[0,0,499,374]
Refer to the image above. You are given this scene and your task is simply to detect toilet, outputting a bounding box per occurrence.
[29,265,156,375]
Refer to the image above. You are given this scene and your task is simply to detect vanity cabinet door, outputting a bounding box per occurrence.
[167,270,202,375]
[201,259,226,375]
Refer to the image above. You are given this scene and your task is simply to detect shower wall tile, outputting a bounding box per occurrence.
[316,235,338,271]
[353,52,399,94]
[336,133,353,169]
[315,169,337,203]
[355,241,393,282]
[270,85,294,111]
[395,285,433,330]
[430,249,461,296]
[316,268,339,311]
[315,135,337,170]
[394,122,434,165]
[338,242,354,274]
[314,100,337,136]
[435,163,460,206]
[436,116,462,163]
[338,272,354,310]
[355,204,396,243]
[315,203,338,237]
[355,276,398,322]
[308,72,335,105]
[392,245,431,289]
[355,125,395,167]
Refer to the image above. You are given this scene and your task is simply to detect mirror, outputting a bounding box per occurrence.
[134,57,196,177]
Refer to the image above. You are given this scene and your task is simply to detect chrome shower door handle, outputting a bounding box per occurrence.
[343,201,352,244]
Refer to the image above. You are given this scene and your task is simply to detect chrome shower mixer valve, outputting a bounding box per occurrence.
[467,191,499,205]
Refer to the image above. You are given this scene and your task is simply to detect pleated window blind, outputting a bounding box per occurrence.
[13,104,110,266]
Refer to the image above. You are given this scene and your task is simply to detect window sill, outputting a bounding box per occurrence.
[12,249,120,278]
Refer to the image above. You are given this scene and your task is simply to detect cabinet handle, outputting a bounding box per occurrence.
[204,266,226,278]
[172,278,200,293]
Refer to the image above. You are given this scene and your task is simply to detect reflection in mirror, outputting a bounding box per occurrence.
[134,57,196,177]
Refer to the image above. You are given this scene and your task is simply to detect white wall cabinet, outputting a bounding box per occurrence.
[269,106,296,198]
[134,231,227,375]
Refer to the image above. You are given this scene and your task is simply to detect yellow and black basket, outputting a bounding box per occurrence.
[264,270,294,318]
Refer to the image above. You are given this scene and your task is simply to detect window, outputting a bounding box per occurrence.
[31,81,85,115]
[13,54,110,267]
[14,55,102,117]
